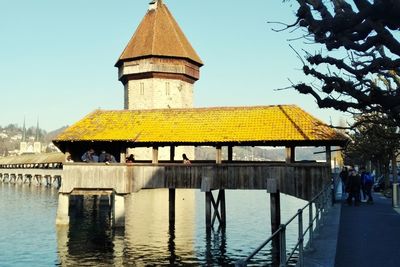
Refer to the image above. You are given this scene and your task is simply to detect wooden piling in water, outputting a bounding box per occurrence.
[220,189,226,228]
[205,189,226,230]
[169,188,176,223]
[270,190,281,265]
[205,191,212,230]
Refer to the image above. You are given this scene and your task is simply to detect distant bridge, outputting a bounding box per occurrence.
[0,152,64,187]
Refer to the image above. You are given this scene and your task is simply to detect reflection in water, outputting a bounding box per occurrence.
[56,189,307,266]
[0,184,307,266]
[205,227,228,266]
[57,195,118,266]
[124,189,197,266]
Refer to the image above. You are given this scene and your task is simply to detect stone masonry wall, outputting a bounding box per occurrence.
[125,78,193,110]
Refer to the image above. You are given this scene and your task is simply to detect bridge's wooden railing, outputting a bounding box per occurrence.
[60,162,330,201]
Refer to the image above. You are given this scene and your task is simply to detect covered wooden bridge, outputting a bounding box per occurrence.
[0,152,64,186]
[52,105,348,228]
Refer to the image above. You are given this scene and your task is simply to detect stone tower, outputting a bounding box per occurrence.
[115,0,203,110]
[115,0,202,161]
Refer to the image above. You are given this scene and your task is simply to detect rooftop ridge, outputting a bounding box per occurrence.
[96,104,298,113]
[278,105,310,140]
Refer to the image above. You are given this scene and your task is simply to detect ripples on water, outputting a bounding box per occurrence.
[0,183,307,266]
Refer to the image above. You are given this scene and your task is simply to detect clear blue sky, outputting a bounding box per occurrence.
[0,0,350,131]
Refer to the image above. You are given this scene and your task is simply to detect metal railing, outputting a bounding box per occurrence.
[236,179,336,267]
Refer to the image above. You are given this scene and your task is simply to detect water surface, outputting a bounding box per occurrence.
[0,183,307,266]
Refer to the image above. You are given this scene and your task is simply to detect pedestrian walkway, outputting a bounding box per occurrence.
[302,183,400,267]
[302,200,341,267]
[335,192,400,267]
[301,183,342,267]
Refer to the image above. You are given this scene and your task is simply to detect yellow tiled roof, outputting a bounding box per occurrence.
[116,1,203,66]
[53,105,347,145]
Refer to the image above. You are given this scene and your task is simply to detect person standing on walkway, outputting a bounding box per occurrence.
[360,167,368,201]
[346,167,361,206]
[339,167,348,194]
[363,170,374,204]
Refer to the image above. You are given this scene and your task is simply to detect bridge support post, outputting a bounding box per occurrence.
[228,146,233,162]
[216,146,222,164]
[169,144,176,225]
[56,193,70,225]
[152,147,159,163]
[205,191,212,232]
[170,146,175,162]
[169,188,176,223]
[220,189,226,228]
[112,193,126,228]
[285,146,295,163]
[270,190,281,235]
[267,177,281,266]
[56,176,61,189]
[205,190,226,231]
[270,190,281,266]
[120,148,126,163]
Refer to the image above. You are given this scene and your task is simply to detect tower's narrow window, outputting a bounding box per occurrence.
[140,82,145,95]
[165,82,170,95]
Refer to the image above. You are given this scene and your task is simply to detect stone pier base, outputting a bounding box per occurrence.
[112,193,126,228]
[56,193,70,225]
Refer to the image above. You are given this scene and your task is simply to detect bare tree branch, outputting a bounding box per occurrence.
[280,0,400,126]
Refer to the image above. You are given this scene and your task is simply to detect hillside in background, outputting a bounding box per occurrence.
[0,124,68,156]
[44,126,69,143]
[195,146,326,161]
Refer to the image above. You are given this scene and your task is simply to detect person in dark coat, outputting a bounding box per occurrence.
[363,170,374,204]
[339,167,349,194]
[81,148,97,163]
[126,154,135,163]
[346,168,361,206]
[360,167,368,201]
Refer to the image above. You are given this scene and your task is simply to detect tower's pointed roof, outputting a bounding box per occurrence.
[116,0,203,67]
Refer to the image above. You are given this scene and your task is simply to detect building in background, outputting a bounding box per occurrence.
[19,119,42,154]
